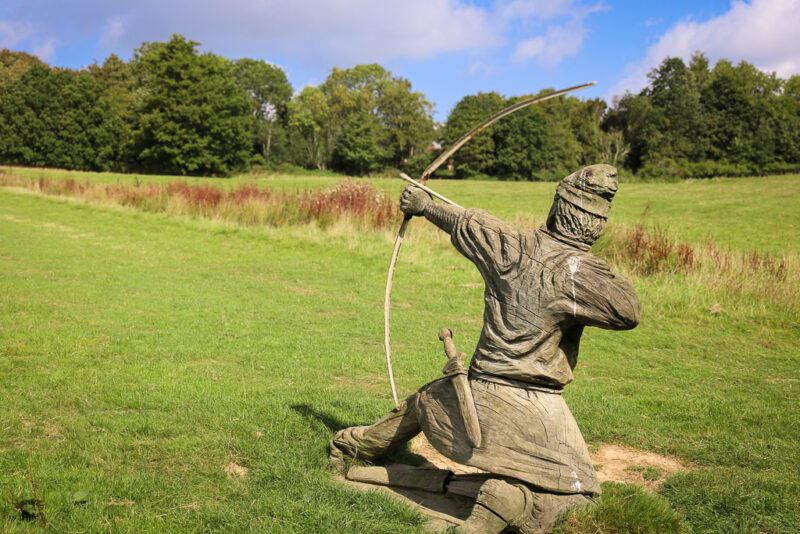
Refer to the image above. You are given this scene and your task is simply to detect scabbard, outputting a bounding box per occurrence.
[451,373,481,449]
[439,328,482,449]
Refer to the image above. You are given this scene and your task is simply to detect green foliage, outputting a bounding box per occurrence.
[2,40,799,179]
[287,86,330,170]
[0,65,125,171]
[332,110,391,175]
[606,53,800,178]
[232,58,293,161]
[444,91,608,181]
[0,49,46,92]
[443,91,505,177]
[131,35,253,176]
[404,150,436,178]
[296,63,434,172]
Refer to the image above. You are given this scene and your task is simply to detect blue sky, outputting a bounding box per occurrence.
[2,0,799,120]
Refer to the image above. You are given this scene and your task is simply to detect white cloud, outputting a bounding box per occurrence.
[82,0,500,66]
[511,18,586,66]
[497,0,580,21]
[501,0,606,67]
[1,1,499,66]
[0,19,33,48]
[1,0,606,71]
[100,16,127,47]
[609,0,800,98]
[32,38,56,61]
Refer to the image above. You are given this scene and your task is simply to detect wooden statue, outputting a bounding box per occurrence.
[331,164,641,533]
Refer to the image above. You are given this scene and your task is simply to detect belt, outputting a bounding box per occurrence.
[469,369,565,395]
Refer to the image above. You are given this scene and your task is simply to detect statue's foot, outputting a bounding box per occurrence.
[328,426,368,474]
[328,438,348,474]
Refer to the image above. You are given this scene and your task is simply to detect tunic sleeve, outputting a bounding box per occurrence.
[551,254,641,330]
[450,209,525,280]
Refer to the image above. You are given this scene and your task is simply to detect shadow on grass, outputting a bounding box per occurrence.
[290,403,426,467]
[291,403,353,432]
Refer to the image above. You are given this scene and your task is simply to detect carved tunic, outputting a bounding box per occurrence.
[450,209,640,388]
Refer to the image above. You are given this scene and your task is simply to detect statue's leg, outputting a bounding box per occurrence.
[454,478,527,534]
[330,394,422,471]
[454,478,593,534]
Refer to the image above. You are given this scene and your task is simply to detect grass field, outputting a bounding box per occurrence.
[1,167,798,532]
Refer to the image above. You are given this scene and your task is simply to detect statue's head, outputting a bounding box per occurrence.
[545,164,618,249]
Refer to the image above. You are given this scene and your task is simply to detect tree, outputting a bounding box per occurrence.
[287,86,330,169]
[689,51,711,91]
[443,92,505,177]
[88,54,136,120]
[131,34,253,176]
[88,54,137,166]
[603,92,662,172]
[0,65,125,170]
[0,49,45,93]
[645,56,706,162]
[232,58,292,161]
[598,129,630,167]
[493,96,558,181]
[316,64,434,172]
[333,110,391,175]
[376,75,434,167]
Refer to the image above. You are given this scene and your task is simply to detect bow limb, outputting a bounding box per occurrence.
[384,214,410,408]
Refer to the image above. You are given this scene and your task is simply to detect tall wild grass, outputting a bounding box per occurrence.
[0,173,398,230]
[2,171,795,311]
[599,224,796,313]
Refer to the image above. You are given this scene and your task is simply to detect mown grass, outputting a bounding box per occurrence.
[1,170,798,532]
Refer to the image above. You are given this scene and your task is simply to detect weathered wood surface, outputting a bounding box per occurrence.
[346,464,451,494]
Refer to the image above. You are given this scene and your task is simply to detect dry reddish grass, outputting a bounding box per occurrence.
[600,223,797,312]
[1,174,399,230]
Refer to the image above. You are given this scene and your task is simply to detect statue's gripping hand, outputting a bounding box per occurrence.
[399,185,431,216]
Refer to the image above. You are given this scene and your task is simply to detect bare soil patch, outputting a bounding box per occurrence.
[590,444,692,491]
[225,461,249,481]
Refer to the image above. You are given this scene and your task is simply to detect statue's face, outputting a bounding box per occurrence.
[547,164,616,247]
[577,164,618,198]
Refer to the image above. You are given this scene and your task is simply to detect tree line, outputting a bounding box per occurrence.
[0,36,798,179]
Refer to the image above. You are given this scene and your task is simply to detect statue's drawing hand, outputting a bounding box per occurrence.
[400,185,430,216]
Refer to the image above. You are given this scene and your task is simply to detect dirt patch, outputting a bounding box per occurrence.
[765,377,799,384]
[225,461,249,481]
[590,444,691,491]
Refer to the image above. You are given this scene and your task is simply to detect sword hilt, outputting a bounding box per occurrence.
[439,328,467,376]
[438,328,457,359]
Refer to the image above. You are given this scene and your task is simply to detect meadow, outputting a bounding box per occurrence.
[1,166,798,532]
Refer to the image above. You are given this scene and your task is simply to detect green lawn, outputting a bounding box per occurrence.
[1,172,798,532]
